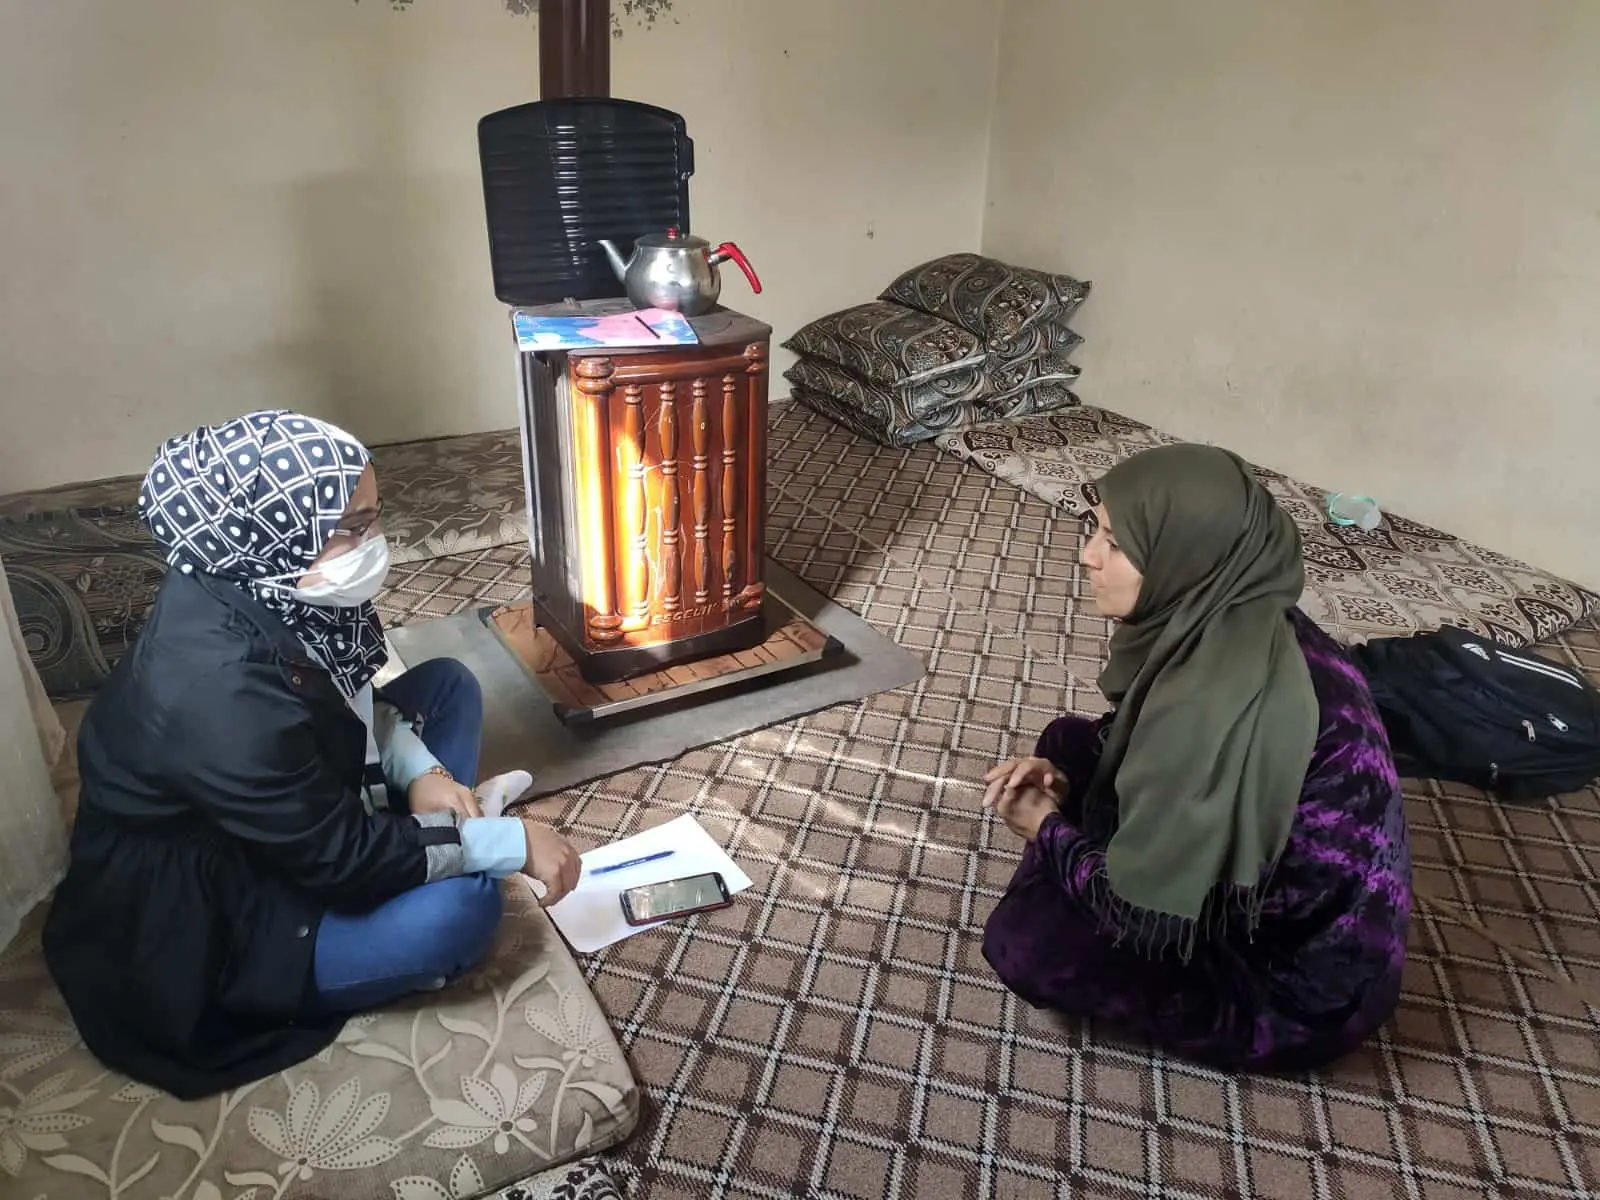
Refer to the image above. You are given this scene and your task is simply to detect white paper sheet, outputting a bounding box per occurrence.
[542,813,753,953]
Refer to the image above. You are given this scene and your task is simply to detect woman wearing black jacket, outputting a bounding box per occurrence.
[43,410,579,1099]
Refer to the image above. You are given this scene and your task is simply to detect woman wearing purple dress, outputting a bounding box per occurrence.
[981,444,1410,1071]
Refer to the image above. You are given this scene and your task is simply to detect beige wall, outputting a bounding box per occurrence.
[611,0,997,382]
[984,0,1600,589]
[15,2,1591,589]
[0,0,996,492]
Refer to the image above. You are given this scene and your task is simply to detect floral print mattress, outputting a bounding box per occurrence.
[937,406,1599,648]
[0,883,638,1199]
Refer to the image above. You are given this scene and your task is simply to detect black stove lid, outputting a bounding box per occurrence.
[478,97,694,307]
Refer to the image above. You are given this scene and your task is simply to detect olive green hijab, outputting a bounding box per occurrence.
[1088,444,1318,952]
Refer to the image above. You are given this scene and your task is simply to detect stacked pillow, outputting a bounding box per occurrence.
[882,252,1090,365]
[783,253,1090,447]
[783,301,986,446]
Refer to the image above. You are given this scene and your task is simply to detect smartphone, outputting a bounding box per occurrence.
[620,872,733,927]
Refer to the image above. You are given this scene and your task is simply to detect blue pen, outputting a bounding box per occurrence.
[590,849,676,877]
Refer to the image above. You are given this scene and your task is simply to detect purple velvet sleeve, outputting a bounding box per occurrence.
[1028,714,1178,941]
[1033,812,1098,886]
[1033,713,1111,825]
[1032,811,1166,944]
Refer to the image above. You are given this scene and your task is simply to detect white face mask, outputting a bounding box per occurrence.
[265,534,392,608]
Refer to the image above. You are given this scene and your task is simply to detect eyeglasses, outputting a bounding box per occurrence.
[329,498,384,542]
[1080,509,1121,553]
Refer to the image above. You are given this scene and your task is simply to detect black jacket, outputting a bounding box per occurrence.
[42,568,463,1099]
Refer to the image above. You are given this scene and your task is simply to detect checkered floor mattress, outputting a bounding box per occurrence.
[371,403,1598,1198]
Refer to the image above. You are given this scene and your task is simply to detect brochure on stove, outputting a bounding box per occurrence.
[511,301,700,352]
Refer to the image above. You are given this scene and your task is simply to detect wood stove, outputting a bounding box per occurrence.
[514,308,773,683]
[480,5,787,686]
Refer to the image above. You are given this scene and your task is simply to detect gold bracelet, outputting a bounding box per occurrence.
[420,765,454,783]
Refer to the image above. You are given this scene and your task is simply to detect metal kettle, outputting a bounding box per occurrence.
[598,227,762,318]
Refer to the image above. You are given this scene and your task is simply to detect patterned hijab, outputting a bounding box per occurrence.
[139,410,386,698]
[1087,444,1319,957]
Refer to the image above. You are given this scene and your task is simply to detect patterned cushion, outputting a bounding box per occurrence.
[782,301,985,388]
[881,253,1090,359]
[785,363,954,449]
[786,385,904,449]
[373,430,529,562]
[937,407,1600,648]
[517,1158,625,1198]
[0,885,639,1199]
[0,505,168,701]
[986,346,1083,396]
[785,355,1080,448]
[985,320,1086,369]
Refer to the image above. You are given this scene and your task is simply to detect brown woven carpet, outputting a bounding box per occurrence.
[380,404,1600,1199]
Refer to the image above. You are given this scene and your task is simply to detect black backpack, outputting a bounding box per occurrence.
[1349,625,1600,801]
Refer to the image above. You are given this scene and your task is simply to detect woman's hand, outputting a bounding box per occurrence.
[521,821,581,906]
[408,769,484,820]
[992,784,1058,842]
[982,755,1066,810]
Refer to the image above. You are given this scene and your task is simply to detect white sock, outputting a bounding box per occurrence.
[474,769,533,819]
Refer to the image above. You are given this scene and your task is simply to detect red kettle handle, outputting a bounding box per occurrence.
[714,242,763,295]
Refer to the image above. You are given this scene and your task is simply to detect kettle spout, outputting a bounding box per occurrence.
[597,239,627,282]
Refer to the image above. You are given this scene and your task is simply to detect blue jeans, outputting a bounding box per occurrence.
[309,657,503,1013]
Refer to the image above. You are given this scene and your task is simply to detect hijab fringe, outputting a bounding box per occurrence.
[1088,849,1287,963]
